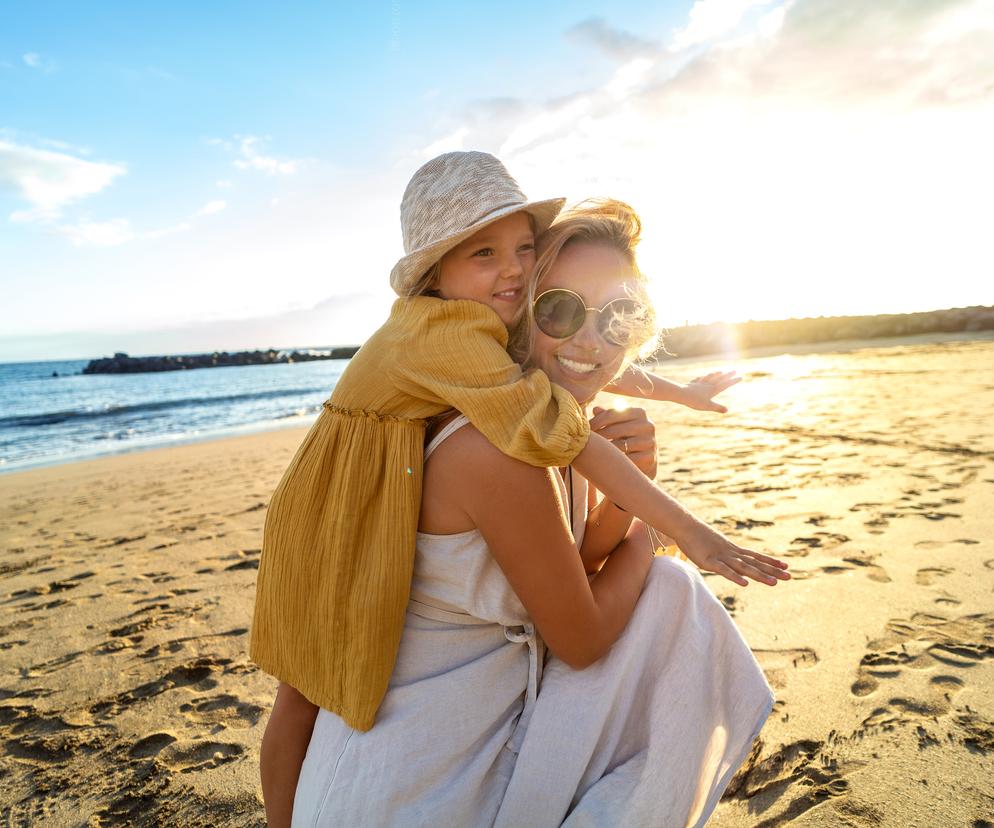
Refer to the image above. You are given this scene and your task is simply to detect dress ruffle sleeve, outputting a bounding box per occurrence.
[388,299,590,468]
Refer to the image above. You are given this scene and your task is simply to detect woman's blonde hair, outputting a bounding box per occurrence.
[511,198,662,371]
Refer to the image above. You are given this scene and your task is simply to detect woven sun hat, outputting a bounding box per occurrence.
[389,151,566,296]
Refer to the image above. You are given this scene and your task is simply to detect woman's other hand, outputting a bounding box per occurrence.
[590,405,657,479]
[681,370,741,414]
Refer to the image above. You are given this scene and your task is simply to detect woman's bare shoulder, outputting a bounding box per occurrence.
[420,412,551,534]
[429,415,534,473]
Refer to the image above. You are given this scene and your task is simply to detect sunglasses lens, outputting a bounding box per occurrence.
[535,291,585,338]
[597,299,642,346]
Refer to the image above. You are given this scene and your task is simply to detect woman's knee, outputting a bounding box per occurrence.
[640,554,707,609]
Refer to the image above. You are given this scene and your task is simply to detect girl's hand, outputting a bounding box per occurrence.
[590,405,657,479]
[680,370,741,414]
[678,521,790,587]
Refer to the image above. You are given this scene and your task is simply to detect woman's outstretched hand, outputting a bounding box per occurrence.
[680,370,741,414]
[678,521,790,587]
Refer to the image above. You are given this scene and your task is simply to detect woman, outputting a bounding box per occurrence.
[290,200,785,827]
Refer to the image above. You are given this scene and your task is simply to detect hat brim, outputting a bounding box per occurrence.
[390,197,565,296]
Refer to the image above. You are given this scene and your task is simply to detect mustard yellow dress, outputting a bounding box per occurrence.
[250,296,590,731]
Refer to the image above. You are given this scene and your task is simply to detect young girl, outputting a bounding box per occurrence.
[253,152,788,824]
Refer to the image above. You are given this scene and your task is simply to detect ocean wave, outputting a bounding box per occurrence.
[0,387,328,428]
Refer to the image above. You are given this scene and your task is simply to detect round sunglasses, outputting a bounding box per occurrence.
[533,288,645,347]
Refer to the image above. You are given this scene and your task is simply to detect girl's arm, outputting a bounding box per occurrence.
[578,496,633,574]
[571,433,790,587]
[605,366,741,413]
[578,405,657,573]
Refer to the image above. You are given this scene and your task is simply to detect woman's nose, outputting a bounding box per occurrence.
[570,312,602,350]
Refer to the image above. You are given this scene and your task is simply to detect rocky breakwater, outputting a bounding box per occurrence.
[658,305,994,360]
[83,347,360,375]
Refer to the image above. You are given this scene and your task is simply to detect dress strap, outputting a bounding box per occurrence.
[424,414,471,461]
[408,590,493,625]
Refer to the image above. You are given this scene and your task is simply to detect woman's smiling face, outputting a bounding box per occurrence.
[529,241,638,406]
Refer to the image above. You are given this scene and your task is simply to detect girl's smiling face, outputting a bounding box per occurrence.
[435,211,536,327]
[529,241,638,406]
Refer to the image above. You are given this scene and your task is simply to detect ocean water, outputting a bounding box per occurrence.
[0,358,349,473]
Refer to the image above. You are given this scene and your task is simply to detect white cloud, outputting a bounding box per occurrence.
[0,140,125,218]
[55,198,227,247]
[1,135,243,246]
[499,97,592,156]
[194,199,227,217]
[604,57,656,99]
[416,0,994,326]
[142,222,192,240]
[421,127,470,158]
[9,206,57,224]
[670,0,776,50]
[567,18,659,60]
[22,52,56,72]
[231,135,300,175]
[56,218,134,247]
[37,137,92,155]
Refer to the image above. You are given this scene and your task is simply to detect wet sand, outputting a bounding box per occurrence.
[1,334,992,826]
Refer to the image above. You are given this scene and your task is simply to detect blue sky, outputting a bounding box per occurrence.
[3,0,993,361]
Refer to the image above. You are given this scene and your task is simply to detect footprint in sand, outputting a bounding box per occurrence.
[842,554,891,583]
[0,556,49,578]
[129,731,178,757]
[848,612,994,749]
[3,715,110,764]
[140,571,178,584]
[788,532,850,557]
[751,648,819,691]
[160,740,245,774]
[179,693,264,729]
[803,513,840,527]
[7,574,90,601]
[915,566,952,586]
[225,558,259,571]
[819,564,853,575]
[107,601,197,639]
[89,656,230,720]
[722,737,858,825]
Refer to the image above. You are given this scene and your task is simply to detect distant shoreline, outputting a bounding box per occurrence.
[656,304,993,361]
[651,327,994,366]
[4,329,992,477]
[22,303,994,373]
[81,347,359,375]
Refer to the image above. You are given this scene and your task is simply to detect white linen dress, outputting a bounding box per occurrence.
[292,416,774,827]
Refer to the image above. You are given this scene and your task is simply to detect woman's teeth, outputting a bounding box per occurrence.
[557,355,597,374]
[494,289,519,299]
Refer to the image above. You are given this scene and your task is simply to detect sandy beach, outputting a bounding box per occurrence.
[1,334,992,827]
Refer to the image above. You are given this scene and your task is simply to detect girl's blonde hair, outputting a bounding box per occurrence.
[406,262,441,298]
[511,198,662,371]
